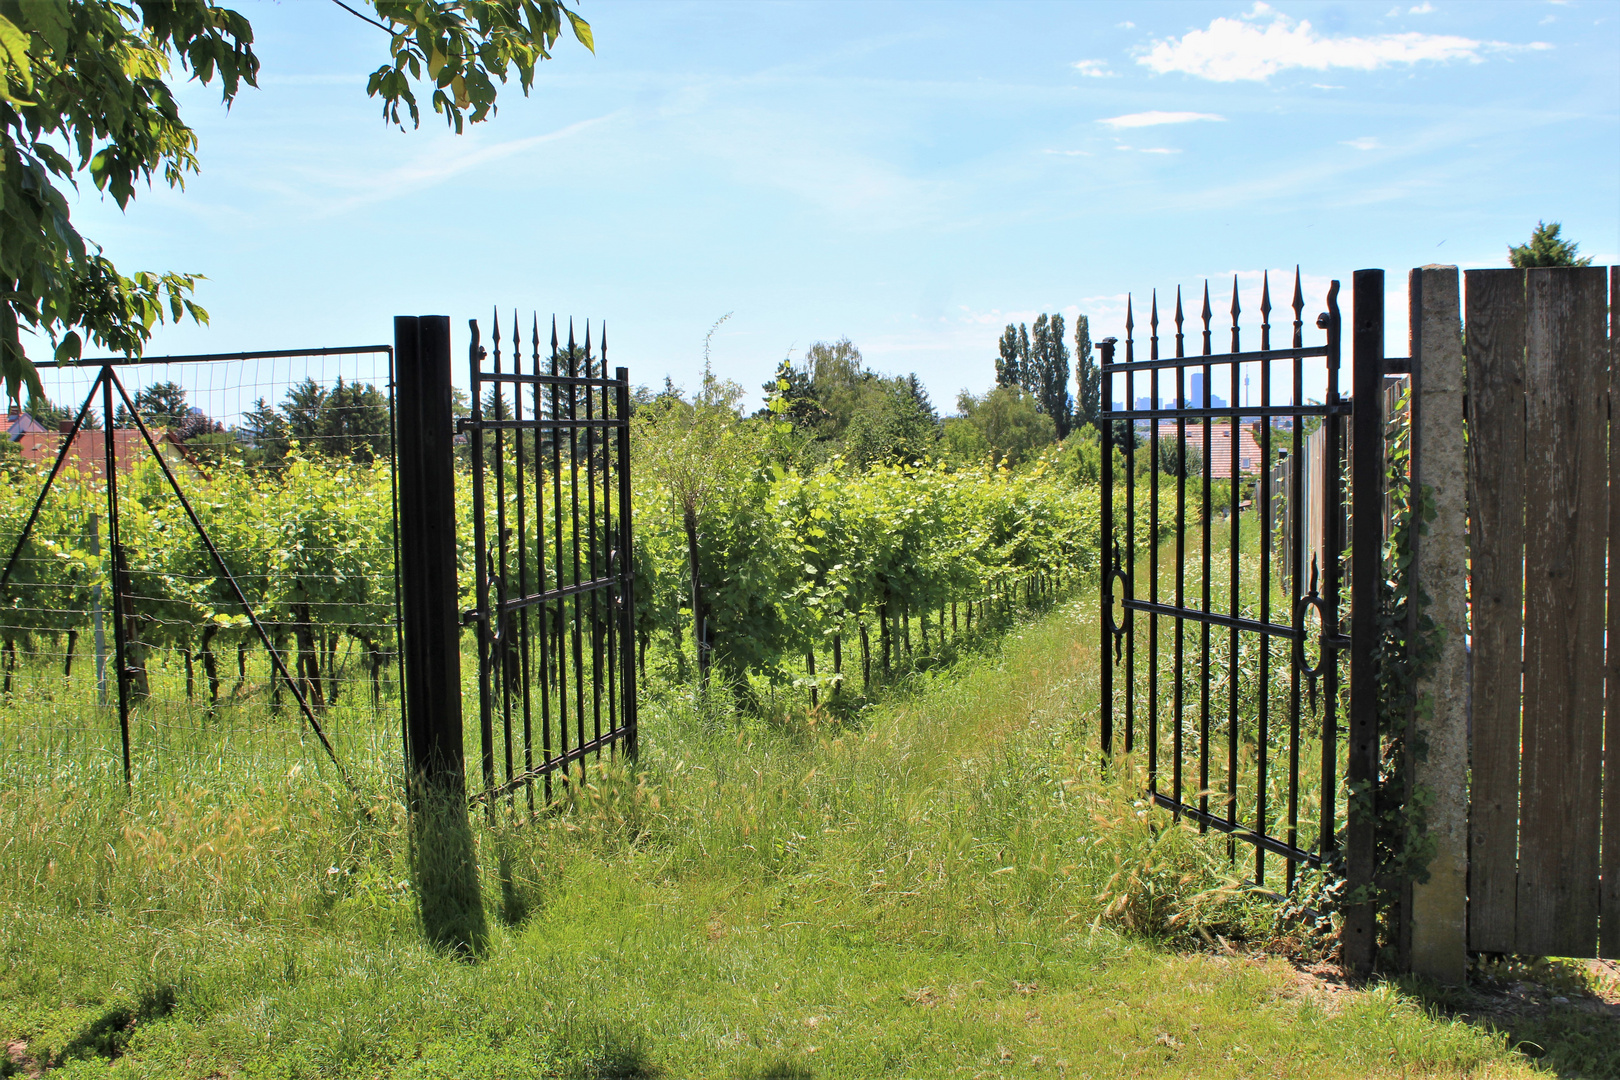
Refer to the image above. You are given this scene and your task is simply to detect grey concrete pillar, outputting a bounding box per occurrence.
[1409,265,1470,983]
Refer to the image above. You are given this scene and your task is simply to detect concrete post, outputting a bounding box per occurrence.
[1408,266,1470,983]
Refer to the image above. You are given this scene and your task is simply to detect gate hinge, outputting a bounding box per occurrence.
[455,418,476,436]
[1321,633,1351,650]
[1325,401,1353,416]
[460,607,486,627]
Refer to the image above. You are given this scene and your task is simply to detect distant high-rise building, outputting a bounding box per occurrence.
[1187,373,1227,410]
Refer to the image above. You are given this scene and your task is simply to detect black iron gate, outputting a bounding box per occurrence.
[463,314,636,809]
[1100,271,1347,891]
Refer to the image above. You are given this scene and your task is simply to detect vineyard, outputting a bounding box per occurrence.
[0,354,1183,789]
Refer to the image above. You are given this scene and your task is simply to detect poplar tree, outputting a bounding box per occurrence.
[1028,313,1072,439]
[1074,314,1100,430]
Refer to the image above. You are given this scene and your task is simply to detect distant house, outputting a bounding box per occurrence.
[1154,421,1264,479]
[17,423,199,479]
[4,411,47,442]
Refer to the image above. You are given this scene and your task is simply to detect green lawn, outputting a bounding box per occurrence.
[0,595,1563,1078]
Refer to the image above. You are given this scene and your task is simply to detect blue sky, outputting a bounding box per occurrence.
[53,0,1620,414]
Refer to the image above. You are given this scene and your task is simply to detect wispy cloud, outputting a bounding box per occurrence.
[1138,2,1550,82]
[1409,3,1436,14]
[1099,110,1225,128]
[1342,136,1382,150]
[1042,148,1092,156]
[1072,59,1115,77]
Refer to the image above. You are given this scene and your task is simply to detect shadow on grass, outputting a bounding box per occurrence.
[53,983,178,1065]
[736,1056,815,1080]
[1396,961,1620,1080]
[556,1021,662,1079]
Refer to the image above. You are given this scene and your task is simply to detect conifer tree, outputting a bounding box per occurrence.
[1508,221,1593,268]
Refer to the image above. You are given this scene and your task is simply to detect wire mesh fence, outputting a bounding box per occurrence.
[0,347,400,788]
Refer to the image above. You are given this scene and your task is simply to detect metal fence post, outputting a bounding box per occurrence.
[1346,270,1386,976]
[395,314,486,953]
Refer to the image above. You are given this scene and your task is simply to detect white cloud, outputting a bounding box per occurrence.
[1409,2,1435,13]
[1072,59,1115,77]
[1342,136,1381,149]
[1099,110,1226,128]
[1042,148,1092,156]
[1140,148,1182,154]
[1312,83,1346,89]
[1138,3,1551,82]
[1117,21,1136,29]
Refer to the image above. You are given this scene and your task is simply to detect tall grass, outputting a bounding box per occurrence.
[0,594,1538,1078]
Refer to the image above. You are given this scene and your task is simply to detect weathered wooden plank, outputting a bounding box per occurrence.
[1604,265,1620,960]
[1517,266,1609,957]
[1465,268,1526,954]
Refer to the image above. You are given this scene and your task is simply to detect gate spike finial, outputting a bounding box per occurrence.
[567,319,577,378]
[1174,287,1185,358]
[551,316,559,355]
[1291,266,1305,349]
[1150,290,1160,362]
[1260,272,1272,352]
[1124,294,1134,364]
[1200,281,1212,355]
[601,321,607,376]
[584,321,593,378]
[1230,274,1241,353]
[492,307,501,359]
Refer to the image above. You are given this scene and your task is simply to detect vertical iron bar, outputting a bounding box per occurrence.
[471,314,496,807]
[1174,290,1186,818]
[1228,278,1241,858]
[1147,292,1159,762]
[1099,336,1116,757]
[533,319,554,801]
[551,322,570,773]
[1200,282,1213,831]
[1124,298,1136,759]
[1288,271,1306,891]
[601,326,620,753]
[584,324,604,750]
[493,312,515,795]
[1257,273,1273,886]
[615,365,638,758]
[567,324,587,778]
[513,316,535,814]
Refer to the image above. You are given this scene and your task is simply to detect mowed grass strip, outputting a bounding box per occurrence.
[1,599,1541,1078]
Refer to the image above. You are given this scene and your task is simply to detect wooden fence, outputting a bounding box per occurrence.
[1466,265,1619,959]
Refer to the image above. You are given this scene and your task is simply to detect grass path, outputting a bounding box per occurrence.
[0,596,1553,1078]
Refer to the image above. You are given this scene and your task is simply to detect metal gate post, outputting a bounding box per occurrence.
[1346,270,1387,976]
[395,314,486,952]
